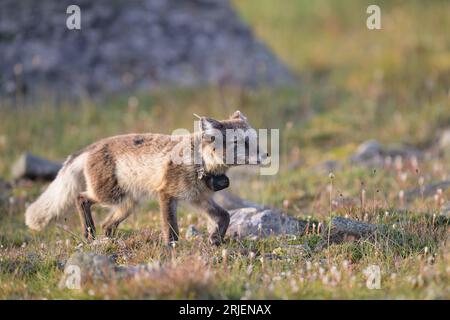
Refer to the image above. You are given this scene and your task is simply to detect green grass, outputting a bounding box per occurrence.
[0,0,449,299]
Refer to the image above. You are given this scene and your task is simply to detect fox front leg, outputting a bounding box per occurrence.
[158,193,179,245]
[195,199,230,246]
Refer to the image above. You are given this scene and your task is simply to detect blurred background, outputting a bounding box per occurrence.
[0,0,449,210]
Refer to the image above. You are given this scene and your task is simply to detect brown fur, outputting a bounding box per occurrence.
[86,143,125,204]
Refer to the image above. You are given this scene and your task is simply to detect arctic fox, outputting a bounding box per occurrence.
[25,111,266,245]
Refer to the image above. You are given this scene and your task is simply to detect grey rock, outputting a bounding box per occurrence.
[317,216,379,248]
[327,216,378,238]
[226,207,307,240]
[59,252,118,289]
[383,144,421,159]
[11,152,62,181]
[0,0,294,99]
[59,251,161,289]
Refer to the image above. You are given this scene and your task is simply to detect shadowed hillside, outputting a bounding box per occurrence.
[0,0,293,99]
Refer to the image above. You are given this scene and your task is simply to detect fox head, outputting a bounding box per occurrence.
[198,110,268,171]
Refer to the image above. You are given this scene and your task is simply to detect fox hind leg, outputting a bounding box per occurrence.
[101,199,135,237]
[76,194,96,242]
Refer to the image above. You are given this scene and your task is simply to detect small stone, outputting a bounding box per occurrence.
[59,252,162,289]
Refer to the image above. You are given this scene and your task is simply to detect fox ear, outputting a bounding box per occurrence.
[230,110,247,121]
[199,117,214,132]
[199,117,221,139]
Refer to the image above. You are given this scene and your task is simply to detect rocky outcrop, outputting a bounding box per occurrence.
[225,203,380,245]
[322,216,379,244]
[0,0,294,98]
